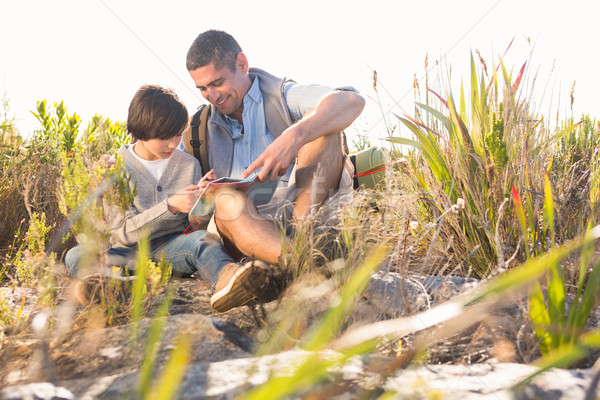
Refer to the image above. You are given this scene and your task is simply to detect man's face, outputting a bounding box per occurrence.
[189,53,251,117]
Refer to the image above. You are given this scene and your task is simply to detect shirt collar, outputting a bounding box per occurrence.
[244,77,262,105]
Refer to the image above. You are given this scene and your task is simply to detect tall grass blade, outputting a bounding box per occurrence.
[546,260,566,349]
[390,118,451,183]
[416,102,453,134]
[529,281,552,354]
[512,186,530,259]
[147,333,192,400]
[514,329,600,388]
[332,231,597,351]
[567,223,595,331]
[512,62,527,92]
[241,245,388,400]
[136,287,175,399]
[304,244,388,351]
[131,235,150,325]
[543,173,555,246]
[572,257,600,331]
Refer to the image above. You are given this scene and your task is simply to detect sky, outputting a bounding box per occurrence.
[1,0,599,145]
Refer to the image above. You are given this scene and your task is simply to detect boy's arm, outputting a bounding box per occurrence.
[106,152,204,247]
[105,199,180,248]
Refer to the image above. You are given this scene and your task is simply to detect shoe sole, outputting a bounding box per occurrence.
[210,262,268,312]
[74,273,136,306]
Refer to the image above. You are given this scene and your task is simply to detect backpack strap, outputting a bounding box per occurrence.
[183,104,210,174]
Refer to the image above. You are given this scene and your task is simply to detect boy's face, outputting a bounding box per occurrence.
[134,134,182,161]
[188,53,251,118]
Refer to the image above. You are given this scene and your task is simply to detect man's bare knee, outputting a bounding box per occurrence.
[213,188,245,223]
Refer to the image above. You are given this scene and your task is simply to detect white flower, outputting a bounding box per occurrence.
[451,198,466,214]
[409,220,419,230]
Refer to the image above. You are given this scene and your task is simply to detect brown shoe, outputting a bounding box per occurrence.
[210,260,269,312]
[74,273,136,306]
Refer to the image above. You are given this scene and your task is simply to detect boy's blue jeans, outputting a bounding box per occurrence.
[64,230,234,290]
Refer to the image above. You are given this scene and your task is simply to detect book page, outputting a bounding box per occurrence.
[189,176,280,218]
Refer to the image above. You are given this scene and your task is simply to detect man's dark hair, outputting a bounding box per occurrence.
[127,84,188,141]
[186,30,242,72]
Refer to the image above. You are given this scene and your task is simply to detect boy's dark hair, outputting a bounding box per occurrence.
[127,84,188,141]
[186,30,242,73]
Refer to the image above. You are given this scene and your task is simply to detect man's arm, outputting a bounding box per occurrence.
[242,89,365,181]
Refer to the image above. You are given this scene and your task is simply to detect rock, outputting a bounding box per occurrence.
[63,350,311,400]
[1,382,75,400]
[2,313,253,386]
[385,363,593,400]
[2,274,597,399]
[364,271,479,317]
[18,351,594,399]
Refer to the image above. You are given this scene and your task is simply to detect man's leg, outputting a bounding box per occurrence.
[213,133,344,265]
[213,188,283,265]
[292,132,344,219]
[151,231,270,312]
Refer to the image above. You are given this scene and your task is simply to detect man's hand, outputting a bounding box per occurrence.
[241,132,300,181]
[241,88,365,182]
[166,185,201,214]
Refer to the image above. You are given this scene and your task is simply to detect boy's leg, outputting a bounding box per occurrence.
[150,231,234,289]
[65,245,137,277]
[65,245,86,276]
[66,245,138,305]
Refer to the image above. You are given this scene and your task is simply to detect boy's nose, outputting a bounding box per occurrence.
[169,137,180,149]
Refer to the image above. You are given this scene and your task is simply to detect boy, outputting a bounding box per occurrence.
[65,84,269,312]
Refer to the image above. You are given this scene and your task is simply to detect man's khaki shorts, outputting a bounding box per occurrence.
[207,156,354,236]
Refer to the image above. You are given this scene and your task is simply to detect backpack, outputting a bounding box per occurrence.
[182,105,387,190]
[182,104,211,175]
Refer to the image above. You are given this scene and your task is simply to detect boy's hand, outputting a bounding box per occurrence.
[198,169,217,189]
[98,154,116,168]
[166,185,201,214]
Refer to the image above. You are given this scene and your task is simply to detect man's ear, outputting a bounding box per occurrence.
[236,52,249,73]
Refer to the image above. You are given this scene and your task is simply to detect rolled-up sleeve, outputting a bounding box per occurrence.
[284,82,359,121]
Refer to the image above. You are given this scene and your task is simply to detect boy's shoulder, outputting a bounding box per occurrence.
[117,145,200,173]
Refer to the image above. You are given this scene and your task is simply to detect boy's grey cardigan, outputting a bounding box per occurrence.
[107,145,202,248]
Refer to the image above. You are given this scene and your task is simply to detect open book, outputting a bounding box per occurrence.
[189,176,280,218]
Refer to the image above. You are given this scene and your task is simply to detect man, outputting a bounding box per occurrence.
[185,30,365,308]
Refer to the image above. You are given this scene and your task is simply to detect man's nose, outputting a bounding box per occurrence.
[206,87,219,102]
